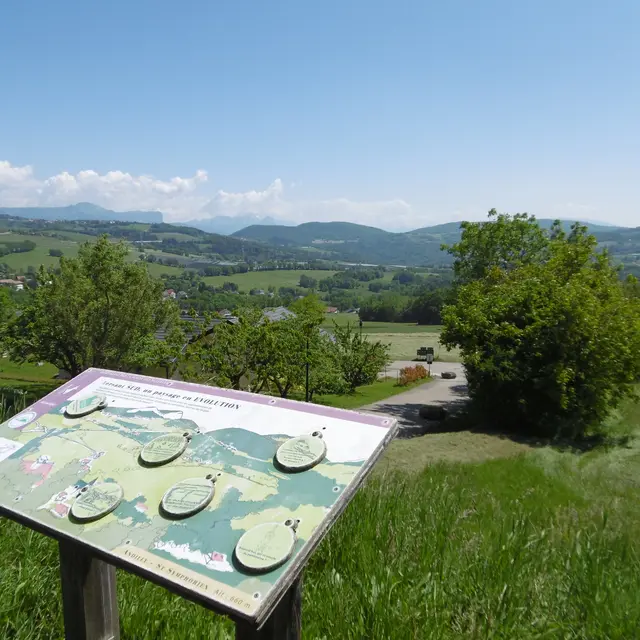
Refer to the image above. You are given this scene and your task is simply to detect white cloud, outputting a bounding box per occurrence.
[0,161,36,185]
[0,160,635,229]
[194,178,415,227]
[0,161,209,216]
[198,179,285,218]
[0,160,419,228]
[288,195,414,228]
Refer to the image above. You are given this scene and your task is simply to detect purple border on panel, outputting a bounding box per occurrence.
[34,369,393,430]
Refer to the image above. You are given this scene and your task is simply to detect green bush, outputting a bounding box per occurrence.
[442,214,640,437]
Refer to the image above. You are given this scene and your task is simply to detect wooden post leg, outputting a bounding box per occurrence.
[235,576,303,640]
[59,539,120,640]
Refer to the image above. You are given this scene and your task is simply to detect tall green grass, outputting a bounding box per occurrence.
[305,462,639,639]
[0,394,638,638]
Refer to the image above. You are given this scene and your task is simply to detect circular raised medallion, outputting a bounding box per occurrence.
[161,475,215,518]
[70,482,123,522]
[275,433,326,472]
[66,394,107,418]
[235,521,297,573]
[140,432,189,466]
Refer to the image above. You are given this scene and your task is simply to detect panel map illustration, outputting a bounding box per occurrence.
[0,369,396,621]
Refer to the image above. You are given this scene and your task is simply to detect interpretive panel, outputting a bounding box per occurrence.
[0,369,397,623]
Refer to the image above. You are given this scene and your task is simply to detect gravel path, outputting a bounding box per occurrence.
[363,361,468,436]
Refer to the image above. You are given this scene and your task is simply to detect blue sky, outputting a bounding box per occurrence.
[0,0,638,229]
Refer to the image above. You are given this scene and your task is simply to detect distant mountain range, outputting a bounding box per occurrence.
[230,221,464,265]
[0,202,163,224]
[232,219,637,266]
[180,214,293,235]
[1,203,636,267]
[0,205,292,235]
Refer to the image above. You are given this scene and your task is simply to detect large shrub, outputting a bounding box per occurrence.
[442,213,640,437]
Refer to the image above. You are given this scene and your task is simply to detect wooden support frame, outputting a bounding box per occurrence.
[57,539,302,640]
[235,577,303,640]
[59,540,120,640]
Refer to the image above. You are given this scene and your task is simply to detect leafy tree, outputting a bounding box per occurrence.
[395,271,415,285]
[441,218,640,437]
[0,287,14,349]
[181,307,268,390]
[290,293,325,326]
[222,281,239,292]
[259,316,308,398]
[331,323,390,392]
[134,320,188,379]
[278,286,297,299]
[443,209,550,284]
[261,297,333,398]
[299,274,317,289]
[359,293,404,322]
[183,300,344,400]
[403,287,450,325]
[623,274,640,299]
[48,248,64,257]
[5,236,176,376]
[307,337,346,400]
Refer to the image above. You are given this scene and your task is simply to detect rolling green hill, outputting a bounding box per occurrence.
[0,214,333,273]
[1,206,638,269]
[0,232,81,269]
[234,221,391,245]
[234,219,638,266]
[233,222,451,265]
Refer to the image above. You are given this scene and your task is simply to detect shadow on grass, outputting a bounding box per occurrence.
[365,384,636,454]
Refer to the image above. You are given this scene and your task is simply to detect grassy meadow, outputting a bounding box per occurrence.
[0,232,187,276]
[323,312,440,333]
[0,382,638,638]
[322,314,459,361]
[200,268,433,293]
[143,261,187,277]
[0,233,81,270]
[202,269,339,291]
[0,358,61,399]
[40,230,98,243]
[295,375,433,409]
[375,333,460,361]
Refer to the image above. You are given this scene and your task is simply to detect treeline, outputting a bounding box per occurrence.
[359,287,450,324]
[295,266,454,314]
[314,268,385,292]
[149,223,203,237]
[0,239,36,257]
[257,260,338,272]
[143,235,326,264]
[196,260,337,278]
[183,302,390,399]
[161,272,295,313]
[0,239,391,404]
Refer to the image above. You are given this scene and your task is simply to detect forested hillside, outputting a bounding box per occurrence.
[234,218,639,267]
